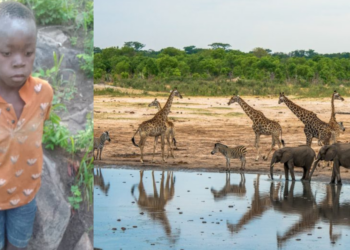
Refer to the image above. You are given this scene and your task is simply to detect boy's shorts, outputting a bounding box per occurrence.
[0,197,37,249]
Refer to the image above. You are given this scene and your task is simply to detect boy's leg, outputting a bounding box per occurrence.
[0,211,5,250]
[5,198,37,250]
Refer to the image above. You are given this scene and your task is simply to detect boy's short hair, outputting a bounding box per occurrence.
[0,1,35,22]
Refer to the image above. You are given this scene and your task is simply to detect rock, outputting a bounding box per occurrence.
[73,233,93,250]
[28,156,71,250]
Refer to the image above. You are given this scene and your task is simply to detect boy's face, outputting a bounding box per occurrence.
[0,17,37,89]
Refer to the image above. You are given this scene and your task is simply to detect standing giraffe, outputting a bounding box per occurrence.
[148,98,176,158]
[278,92,332,146]
[328,90,344,144]
[132,89,182,163]
[228,95,285,161]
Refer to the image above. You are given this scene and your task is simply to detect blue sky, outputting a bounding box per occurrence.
[94,0,350,53]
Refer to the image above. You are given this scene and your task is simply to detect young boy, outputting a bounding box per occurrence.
[0,2,53,250]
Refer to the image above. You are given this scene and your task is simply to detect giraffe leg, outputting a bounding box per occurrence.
[161,133,166,163]
[152,136,159,163]
[306,134,313,147]
[264,135,276,161]
[139,132,148,163]
[166,129,173,159]
[255,133,261,161]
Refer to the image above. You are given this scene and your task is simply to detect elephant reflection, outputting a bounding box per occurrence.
[94,168,110,195]
[131,170,179,243]
[211,173,246,201]
[272,182,350,248]
[227,174,277,233]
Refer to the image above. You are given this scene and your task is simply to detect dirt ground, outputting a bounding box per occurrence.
[94,85,350,181]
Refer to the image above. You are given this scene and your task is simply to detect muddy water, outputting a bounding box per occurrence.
[94,168,350,250]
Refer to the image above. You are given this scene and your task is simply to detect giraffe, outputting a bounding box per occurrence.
[148,98,176,158]
[278,92,332,146]
[132,89,182,163]
[228,95,285,161]
[328,90,344,144]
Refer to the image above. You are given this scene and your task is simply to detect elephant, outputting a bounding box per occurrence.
[270,145,315,181]
[309,143,350,184]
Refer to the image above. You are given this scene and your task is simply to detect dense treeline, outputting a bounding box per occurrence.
[94,42,350,96]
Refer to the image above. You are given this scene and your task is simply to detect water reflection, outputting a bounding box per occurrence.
[94,168,110,195]
[227,174,273,233]
[211,173,246,201]
[131,170,179,244]
[94,169,350,250]
[276,184,350,248]
[226,175,350,248]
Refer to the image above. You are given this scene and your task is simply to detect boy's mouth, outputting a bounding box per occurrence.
[11,74,26,81]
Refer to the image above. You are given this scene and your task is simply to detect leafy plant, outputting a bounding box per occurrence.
[19,0,75,25]
[33,52,77,105]
[68,185,83,210]
[42,104,70,150]
[77,31,93,77]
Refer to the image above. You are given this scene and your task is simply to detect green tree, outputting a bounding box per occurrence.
[124,41,145,51]
[208,43,231,50]
[252,47,269,58]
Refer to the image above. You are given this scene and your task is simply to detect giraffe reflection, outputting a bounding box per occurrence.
[94,168,110,195]
[131,170,179,243]
[227,174,280,233]
[211,173,246,201]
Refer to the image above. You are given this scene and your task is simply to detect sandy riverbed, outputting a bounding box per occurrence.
[94,86,350,181]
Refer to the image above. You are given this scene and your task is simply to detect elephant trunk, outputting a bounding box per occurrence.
[270,163,275,180]
[309,155,321,181]
[270,155,277,180]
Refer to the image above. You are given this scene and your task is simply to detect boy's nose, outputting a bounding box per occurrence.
[12,54,26,67]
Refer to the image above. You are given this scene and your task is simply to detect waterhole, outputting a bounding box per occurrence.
[94,168,350,250]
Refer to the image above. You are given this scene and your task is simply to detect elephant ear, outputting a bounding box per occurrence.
[324,146,336,161]
[281,151,292,163]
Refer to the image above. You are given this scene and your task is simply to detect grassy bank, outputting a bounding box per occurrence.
[94,78,350,98]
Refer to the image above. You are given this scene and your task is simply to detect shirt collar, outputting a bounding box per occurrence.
[0,76,34,104]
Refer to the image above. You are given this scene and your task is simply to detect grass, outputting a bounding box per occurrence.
[210,107,232,110]
[224,112,245,117]
[103,78,350,98]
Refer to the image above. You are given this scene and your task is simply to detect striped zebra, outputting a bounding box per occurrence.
[94,131,111,160]
[211,143,247,171]
[148,98,177,158]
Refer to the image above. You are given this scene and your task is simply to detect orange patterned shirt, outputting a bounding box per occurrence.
[0,76,53,210]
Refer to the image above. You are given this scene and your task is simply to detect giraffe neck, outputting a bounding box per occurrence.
[237,98,261,122]
[330,93,336,122]
[157,90,175,121]
[283,96,313,124]
[156,102,162,111]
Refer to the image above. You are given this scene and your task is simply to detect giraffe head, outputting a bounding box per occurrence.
[333,90,344,101]
[228,95,240,105]
[171,88,183,99]
[278,92,286,104]
[148,98,160,108]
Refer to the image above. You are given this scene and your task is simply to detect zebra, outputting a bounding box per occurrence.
[94,131,111,160]
[211,143,247,171]
[338,121,345,133]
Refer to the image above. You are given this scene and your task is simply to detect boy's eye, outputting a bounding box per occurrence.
[1,52,10,57]
[26,51,34,56]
